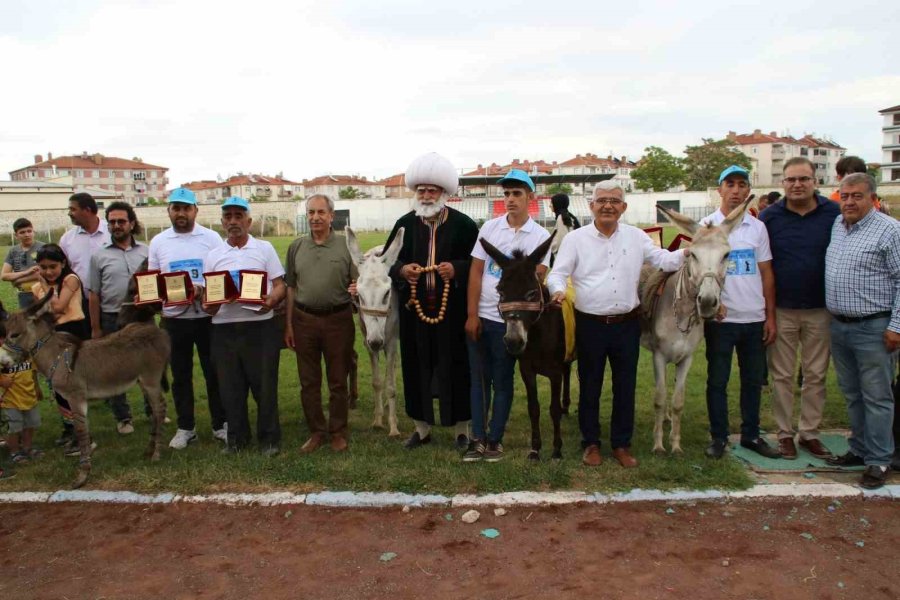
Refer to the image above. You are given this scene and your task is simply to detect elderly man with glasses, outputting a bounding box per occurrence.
[383,153,479,451]
[759,157,841,460]
[548,180,688,468]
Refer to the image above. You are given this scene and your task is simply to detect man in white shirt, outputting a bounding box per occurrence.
[548,180,687,468]
[149,187,226,450]
[702,165,780,460]
[464,170,550,463]
[203,197,286,456]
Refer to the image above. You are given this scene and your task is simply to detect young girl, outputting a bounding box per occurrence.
[32,244,90,454]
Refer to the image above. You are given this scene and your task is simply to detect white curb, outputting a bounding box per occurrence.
[0,483,896,508]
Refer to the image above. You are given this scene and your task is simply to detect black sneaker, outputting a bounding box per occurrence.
[484,441,505,463]
[455,434,471,452]
[826,451,865,467]
[705,439,728,459]
[859,465,890,489]
[740,437,781,459]
[462,439,486,462]
[54,427,75,447]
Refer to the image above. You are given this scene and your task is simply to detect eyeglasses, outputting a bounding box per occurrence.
[593,198,624,206]
[783,176,814,184]
[107,219,130,226]
[415,187,442,196]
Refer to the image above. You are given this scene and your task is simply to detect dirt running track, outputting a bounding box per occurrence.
[1,499,897,599]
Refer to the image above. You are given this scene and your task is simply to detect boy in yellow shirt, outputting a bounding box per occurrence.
[0,321,43,465]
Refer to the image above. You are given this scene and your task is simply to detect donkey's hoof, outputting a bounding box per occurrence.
[388,430,402,438]
[72,471,90,489]
[652,446,667,456]
[371,421,384,430]
[551,450,563,460]
[670,447,684,456]
[526,450,540,462]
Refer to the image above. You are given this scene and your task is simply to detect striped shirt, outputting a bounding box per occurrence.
[825,209,900,333]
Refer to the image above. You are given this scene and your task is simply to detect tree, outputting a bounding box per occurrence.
[630,146,685,192]
[339,186,360,199]
[682,138,752,191]
[546,183,573,196]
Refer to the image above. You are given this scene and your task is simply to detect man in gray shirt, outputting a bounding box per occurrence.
[88,202,149,435]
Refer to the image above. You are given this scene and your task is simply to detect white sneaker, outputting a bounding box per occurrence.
[212,423,228,442]
[168,429,197,449]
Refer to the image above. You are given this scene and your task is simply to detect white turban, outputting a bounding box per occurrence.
[405,152,458,194]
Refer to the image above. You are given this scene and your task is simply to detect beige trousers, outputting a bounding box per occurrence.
[768,308,832,440]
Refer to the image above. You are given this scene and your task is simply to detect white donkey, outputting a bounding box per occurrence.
[346,227,404,437]
[639,197,752,454]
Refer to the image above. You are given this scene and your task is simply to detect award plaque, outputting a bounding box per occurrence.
[643,227,664,248]
[161,271,194,306]
[668,234,693,252]
[238,270,267,304]
[133,270,163,305]
[203,271,238,305]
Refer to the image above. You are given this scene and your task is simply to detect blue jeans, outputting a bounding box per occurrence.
[467,318,517,443]
[830,316,897,466]
[705,321,766,442]
[576,313,640,449]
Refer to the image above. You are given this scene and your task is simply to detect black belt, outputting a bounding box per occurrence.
[832,311,891,324]
[295,302,351,316]
[575,307,642,324]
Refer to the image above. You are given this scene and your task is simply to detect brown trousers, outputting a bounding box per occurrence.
[293,307,355,436]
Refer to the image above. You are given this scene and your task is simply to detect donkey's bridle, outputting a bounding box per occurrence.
[672,263,725,334]
[2,330,53,358]
[497,275,546,321]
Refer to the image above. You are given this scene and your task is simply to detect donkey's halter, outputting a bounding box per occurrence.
[672,261,723,335]
[2,330,53,358]
[497,274,545,322]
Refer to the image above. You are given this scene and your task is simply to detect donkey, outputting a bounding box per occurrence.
[478,234,566,460]
[0,293,170,488]
[346,226,405,437]
[638,197,753,454]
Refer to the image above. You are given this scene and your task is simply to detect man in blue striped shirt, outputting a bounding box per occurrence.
[824,173,900,489]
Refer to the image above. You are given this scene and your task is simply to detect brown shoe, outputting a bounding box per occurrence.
[779,437,798,459]
[799,438,833,459]
[300,433,326,454]
[612,447,638,469]
[582,444,602,467]
[331,434,348,453]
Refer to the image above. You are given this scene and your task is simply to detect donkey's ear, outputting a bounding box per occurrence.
[345,227,364,265]
[479,238,510,270]
[380,227,404,266]
[657,204,699,236]
[28,291,54,320]
[529,231,555,265]
[720,196,753,236]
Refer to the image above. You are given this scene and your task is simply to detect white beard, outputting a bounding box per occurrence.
[414,194,448,219]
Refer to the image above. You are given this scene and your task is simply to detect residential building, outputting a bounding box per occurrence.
[378,173,414,199]
[879,104,900,183]
[182,173,303,204]
[554,153,637,191]
[462,158,558,197]
[9,152,169,205]
[301,175,384,199]
[725,130,845,186]
[0,178,117,211]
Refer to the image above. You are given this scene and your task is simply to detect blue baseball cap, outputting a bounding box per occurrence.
[221,196,250,211]
[718,165,750,185]
[496,169,535,192]
[167,187,197,205]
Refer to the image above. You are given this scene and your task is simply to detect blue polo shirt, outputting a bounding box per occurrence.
[759,194,840,309]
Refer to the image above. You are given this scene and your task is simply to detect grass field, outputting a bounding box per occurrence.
[0,229,852,494]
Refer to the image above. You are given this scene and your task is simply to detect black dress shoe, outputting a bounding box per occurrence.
[859,465,890,489]
[705,439,728,459]
[740,437,781,459]
[403,432,431,450]
[826,451,865,467]
[455,434,470,452]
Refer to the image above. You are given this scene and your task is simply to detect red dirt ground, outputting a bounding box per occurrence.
[1,499,897,599]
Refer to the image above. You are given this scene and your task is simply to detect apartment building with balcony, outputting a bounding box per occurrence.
[8,152,169,205]
[554,153,637,191]
[182,174,303,204]
[726,130,845,186]
[301,175,384,199]
[879,104,900,183]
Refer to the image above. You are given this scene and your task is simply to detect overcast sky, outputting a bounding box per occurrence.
[1,0,897,186]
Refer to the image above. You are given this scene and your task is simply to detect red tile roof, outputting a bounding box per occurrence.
[11,154,167,173]
[463,159,558,177]
[558,153,636,168]
[726,130,844,150]
[377,173,406,187]
[302,175,380,187]
[182,174,300,191]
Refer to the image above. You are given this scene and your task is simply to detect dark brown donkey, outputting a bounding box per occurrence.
[0,293,170,488]
[478,234,566,460]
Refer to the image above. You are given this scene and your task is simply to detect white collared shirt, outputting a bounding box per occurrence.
[472,215,551,322]
[203,235,285,324]
[547,221,685,315]
[701,210,771,323]
[59,219,110,297]
[149,224,224,319]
